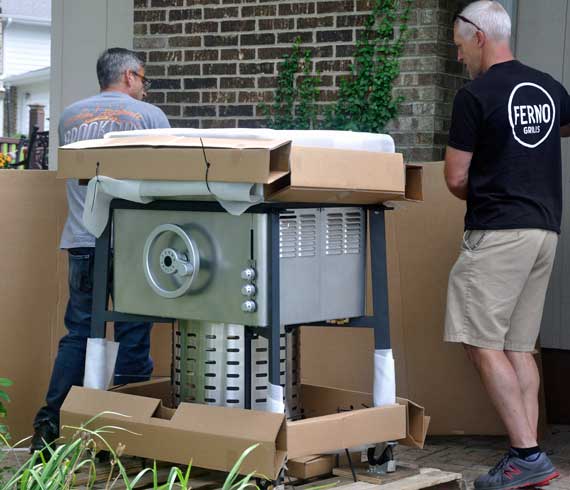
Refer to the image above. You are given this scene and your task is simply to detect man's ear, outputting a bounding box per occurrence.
[475,30,486,47]
[124,70,134,87]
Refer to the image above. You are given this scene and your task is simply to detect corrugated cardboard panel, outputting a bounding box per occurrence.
[289,146,404,192]
[396,397,430,449]
[149,323,173,378]
[62,386,160,418]
[405,166,423,201]
[300,385,373,418]
[391,162,505,435]
[0,172,176,441]
[0,171,68,442]
[269,187,406,205]
[171,403,284,443]
[286,404,405,459]
[299,327,374,393]
[57,137,291,183]
[300,385,427,449]
[287,455,335,479]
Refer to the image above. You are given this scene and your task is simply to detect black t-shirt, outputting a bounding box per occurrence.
[448,60,570,233]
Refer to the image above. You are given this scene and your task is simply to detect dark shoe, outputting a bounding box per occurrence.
[474,450,559,490]
[30,420,59,454]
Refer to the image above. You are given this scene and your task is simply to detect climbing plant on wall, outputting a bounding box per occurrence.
[261,0,413,132]
[260,37,321,130]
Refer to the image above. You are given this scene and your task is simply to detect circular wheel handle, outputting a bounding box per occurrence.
[143,223,200,299]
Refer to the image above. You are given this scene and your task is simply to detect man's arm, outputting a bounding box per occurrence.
[444,146,473,201]
[561,125,570,138]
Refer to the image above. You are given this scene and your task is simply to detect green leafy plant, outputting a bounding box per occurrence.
[0,411,261,490]
[0,378,13,487]
[261,0,413,132]
[324,0,413,132]
[260,37,321,130]
[0,378,11,439]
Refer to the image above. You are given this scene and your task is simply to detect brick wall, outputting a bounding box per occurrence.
[134,0,468,161]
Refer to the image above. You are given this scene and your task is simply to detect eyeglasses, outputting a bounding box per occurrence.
[453,13,485,33]
[131,71,152,91]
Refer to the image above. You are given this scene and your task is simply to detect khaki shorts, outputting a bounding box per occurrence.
[444,229,558,352]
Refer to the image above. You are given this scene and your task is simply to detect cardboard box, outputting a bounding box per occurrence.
[287,455,336,479]
[267,146,423,204]
[299,385,429,449]
[58,136,291,184]
[57,135,422,205]
[61,380,410,479]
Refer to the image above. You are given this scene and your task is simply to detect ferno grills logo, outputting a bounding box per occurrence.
[508,82,556,148]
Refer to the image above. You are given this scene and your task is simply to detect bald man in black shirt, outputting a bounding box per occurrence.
[444,1,570,489]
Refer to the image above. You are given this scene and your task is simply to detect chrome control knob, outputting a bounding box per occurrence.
[241,268,256,281]
[241,284,256,297]
[241,300,257,313]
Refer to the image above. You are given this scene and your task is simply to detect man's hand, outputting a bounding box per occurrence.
[444,146,473,200]
[561,125,570,138]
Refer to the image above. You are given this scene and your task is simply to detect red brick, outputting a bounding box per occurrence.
[241,5,276,16]
[183,105,217,117]
[167,91,201,103]
[168,36,201,48]
[278,3,316,16]
[202,62,237,75]
[204,6,238,18]
[185,21,219,33]
[258,18,295,31]
[240,33,275,45]
[184,49,219,61]
[150,23,183,34]
[220,77,255,89]
[134,10,166,22]
[317,0,354,14]
[220,19,255,32]
[169,9,202,21]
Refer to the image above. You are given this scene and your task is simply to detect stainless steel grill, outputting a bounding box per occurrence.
[113,207,366,326]
[110,204,365,413]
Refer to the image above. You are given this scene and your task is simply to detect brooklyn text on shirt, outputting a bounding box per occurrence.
[507,82,556,149]
[62,109,145,145]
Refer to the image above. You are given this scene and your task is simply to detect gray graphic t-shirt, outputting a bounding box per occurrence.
[59,91,170,249]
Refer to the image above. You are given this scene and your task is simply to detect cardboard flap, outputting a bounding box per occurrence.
[114,377,173,404]
[405,165,423,201]
[300,384,373,418]
[171,402,285,443]
[62,135,290,152]
[286,404,405,459]
[61,387,161,420]
[396,397,430,449]
[289,146,404,192]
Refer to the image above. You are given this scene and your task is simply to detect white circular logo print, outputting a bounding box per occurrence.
[508,82,556,148]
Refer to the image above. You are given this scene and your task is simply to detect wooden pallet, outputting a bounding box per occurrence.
[333,463,463,490]
[69,458,463,490]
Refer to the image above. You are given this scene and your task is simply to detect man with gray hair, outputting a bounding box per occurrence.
[444,1,570,488]
[30,47,170,453]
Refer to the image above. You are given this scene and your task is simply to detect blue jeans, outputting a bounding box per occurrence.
[34,248,153,431]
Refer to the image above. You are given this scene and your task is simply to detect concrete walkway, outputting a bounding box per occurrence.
[397,426,570,489]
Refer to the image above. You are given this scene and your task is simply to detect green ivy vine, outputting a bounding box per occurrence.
[261,0,413,133]
[260,38,321,130]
